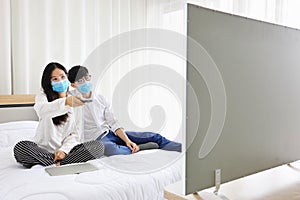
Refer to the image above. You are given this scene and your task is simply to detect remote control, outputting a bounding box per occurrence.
[81,99,93,103]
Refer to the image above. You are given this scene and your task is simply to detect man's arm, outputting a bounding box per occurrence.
[115,128,139,153]
[99,95,139,153]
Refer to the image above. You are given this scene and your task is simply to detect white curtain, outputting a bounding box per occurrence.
[8,0,187,95]
[2,0,186,140]
[8,0,185,94]
[2,0,300,138]
[189,0,300,28]
[0,0,12,94]
[2,0,300,95]
[10,0,149,94]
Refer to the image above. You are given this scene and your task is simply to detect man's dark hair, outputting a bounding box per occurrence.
[68,65,89,83]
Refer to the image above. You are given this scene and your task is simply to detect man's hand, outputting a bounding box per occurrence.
[126,141,140,153]
[115,128,140,154]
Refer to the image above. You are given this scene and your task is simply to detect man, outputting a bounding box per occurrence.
[68,65,181,156]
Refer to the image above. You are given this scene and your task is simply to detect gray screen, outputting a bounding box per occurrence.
[186,4,300,194]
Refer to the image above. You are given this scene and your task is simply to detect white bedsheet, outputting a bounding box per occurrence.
[0,121,183,200]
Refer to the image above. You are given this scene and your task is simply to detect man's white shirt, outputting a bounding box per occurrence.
[69,90,122,142]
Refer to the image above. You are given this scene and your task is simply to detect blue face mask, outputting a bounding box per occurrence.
[51,79,70,93]
[78,81,92,94]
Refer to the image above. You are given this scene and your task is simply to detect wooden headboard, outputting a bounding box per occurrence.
[0,95,38,123]
[0,94,35,107]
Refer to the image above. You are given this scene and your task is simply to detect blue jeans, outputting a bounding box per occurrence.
[99,130,181,156]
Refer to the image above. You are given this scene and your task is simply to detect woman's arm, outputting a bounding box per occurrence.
[34,93,84,119]
[34,93,70,119]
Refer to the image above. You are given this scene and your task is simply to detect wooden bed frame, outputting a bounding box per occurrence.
[0,94,38,123]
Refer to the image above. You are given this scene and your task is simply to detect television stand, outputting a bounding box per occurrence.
[164,160,300,200]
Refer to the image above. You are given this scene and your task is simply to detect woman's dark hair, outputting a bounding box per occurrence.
[68,65,89,83]
[41,62,69,126]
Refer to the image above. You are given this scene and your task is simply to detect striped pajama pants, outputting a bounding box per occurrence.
[13,140,105,168]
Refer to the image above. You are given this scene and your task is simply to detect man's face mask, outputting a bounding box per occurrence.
[78,81,92,94]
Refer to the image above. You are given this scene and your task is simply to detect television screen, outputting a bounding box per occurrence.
[186,4,300,194]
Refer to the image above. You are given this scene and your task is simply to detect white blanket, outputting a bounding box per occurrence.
[0,121,182,200]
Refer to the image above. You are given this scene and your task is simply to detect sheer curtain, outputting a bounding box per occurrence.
[0,0,11,94]
[2,0,300,138]
[9,0,186,95]
[3,0,186,139]
[10,0,149,94]
[189,0,300,29]
[2,0,300,94]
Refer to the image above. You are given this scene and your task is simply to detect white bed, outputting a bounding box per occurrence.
[0,120,183,200]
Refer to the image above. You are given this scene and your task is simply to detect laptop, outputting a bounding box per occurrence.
[45,162,99,176]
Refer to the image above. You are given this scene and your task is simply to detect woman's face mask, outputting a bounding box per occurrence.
[78,81,92,94]
[51,79,70,93]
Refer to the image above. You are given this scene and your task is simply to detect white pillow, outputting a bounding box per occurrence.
[0,121,38,147]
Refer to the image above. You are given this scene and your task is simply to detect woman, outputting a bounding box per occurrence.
[14,62,104,168]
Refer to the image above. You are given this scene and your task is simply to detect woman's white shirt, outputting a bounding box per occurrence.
[33,93,81,154]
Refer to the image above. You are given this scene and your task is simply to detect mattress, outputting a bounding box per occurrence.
[0,121,182,200]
